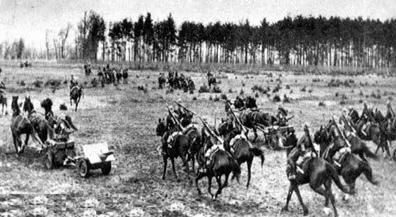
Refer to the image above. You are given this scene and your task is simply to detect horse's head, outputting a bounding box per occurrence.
[41,98,53,114]
[156,118,167,137]
[234,96,244,109]
[22,96,34,113]
[281,128,298,152]
[314,125,330,145]
[11,96,20,113]
[217,117,236,136]
[244,96,257,109]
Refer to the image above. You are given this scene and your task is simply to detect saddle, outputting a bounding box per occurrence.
[229,134,252,153]
[204,144,225,166]
[182,124,197,134]
[296,152,315,174]
[166,131,183,149]
[361,122,371,136]
[333,147,350,166]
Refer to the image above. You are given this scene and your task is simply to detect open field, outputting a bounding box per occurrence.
[0,64,396,217]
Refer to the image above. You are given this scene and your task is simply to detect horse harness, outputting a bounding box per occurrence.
[229,133,252,153]
[332,147,351,168]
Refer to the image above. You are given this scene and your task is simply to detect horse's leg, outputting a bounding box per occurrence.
[207,176,213,198]
[214,175,222,199]
[295,185,309,215]
[324,180,331,207]
[162,155,168,180]
[181,155,191,183]
[246,159,252,188]
[385,140,391,157]
[12,134,19,154]
[224,172,230,188]
[324,180,338,217]
[22,133,30,153]
[245,129,249,140]
[282,184,294,212]
[170,157,178,180]
[253,127,258,142]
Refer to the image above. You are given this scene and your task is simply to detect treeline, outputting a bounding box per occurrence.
[99,12,396,68]
[2,10,396,69]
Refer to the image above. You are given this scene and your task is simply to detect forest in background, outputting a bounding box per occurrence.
[1,10,396,69]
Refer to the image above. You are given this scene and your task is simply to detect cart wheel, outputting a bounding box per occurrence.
[44,151,55,169]
[393,149,396,161]
[77,159,90,178]
[101,162,111,175]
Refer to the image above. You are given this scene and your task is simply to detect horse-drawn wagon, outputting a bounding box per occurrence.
[43,135,115,178]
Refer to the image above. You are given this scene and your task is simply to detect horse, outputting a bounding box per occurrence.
[22,97,53,143]
[122,69,128,84]
[10,96,43,155]
[116,69,123,84]
[322,119,378,162]
[84,64,91,76]
[315,121,378,192]
[70,85,83,112]
[353,116,390,157]
[372,109,396,156]
[195,134,241,199]
[208,76,217,88]
[219,119,265,188]
[348,108,360,125]
[239,109,278,142]
[280,130,353,217]
[156,118,191,181]
[158,74,166,89]
[233,96,245,109]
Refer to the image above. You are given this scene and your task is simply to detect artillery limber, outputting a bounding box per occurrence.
[43,134,115,178]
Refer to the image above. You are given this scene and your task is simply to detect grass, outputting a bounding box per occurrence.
[0,64,395,216]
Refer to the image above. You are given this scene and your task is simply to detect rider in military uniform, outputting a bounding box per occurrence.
[286,124,315,180]
[385,101,395,120]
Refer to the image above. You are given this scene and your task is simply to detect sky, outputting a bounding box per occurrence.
[0,0,395,50]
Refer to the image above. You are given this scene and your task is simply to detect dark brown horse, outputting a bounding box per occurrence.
[314,121,378,192]
[10,96,43,155]
[218,119,265,188]
[280,131,353,217]
[22,96,53,143]
[70,85,83,111]
[195,135,241,199]
[239,109,277,142]
[352,110,390,156]
[156,118,191,181]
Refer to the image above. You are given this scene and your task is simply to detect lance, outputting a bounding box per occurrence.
[166,104,185,131]
[331,115,351,147]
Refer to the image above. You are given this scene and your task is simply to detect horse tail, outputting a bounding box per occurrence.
[326,163,354,195]
[249,147,265,167]
[362,144,378,160]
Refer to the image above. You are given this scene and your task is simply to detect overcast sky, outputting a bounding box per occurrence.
[0,0,395,50]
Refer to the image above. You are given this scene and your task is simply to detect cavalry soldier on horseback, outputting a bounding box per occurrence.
[70,74,79,89]
[286,124,316,180]
[385,100,395,120]
[276,106,288,126]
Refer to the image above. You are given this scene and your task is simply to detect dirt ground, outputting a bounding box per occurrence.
[0,65,396,217]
